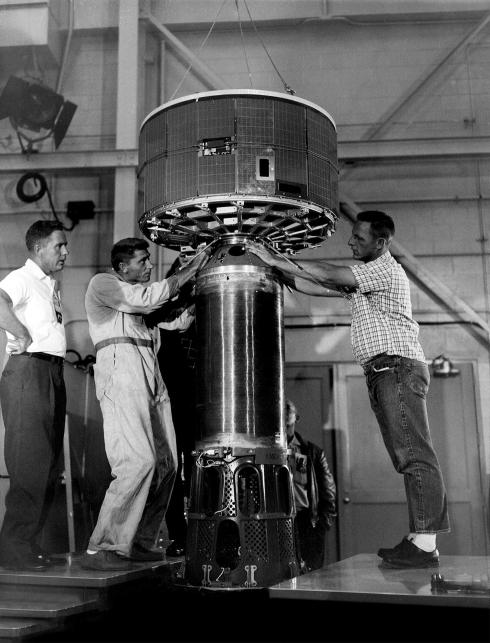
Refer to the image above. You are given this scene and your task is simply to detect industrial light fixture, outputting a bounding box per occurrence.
[431,354,460,377]
[0,76,77,153]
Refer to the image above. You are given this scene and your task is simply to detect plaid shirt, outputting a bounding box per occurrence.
[344,251,425,365]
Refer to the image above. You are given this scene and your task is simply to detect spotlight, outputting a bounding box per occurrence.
[431,354,460,377]
[0,76,77,151]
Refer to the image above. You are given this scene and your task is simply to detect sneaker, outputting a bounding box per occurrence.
[166,541,185,557]
[79,551,133,572]
[129,543,164,562]
[380,538,439,569]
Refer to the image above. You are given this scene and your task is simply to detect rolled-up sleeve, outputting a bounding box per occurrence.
[158,307,194,332]
[90,273,175,314]
[350,261,391,294]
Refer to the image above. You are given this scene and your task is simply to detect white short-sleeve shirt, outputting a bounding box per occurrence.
[0,258,66,356]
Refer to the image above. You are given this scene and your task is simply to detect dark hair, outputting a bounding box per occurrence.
[357,210,394,241]
[25,220,64,251]
[111,237,149,271]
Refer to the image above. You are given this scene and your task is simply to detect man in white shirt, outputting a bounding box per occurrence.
[0,220,69,571]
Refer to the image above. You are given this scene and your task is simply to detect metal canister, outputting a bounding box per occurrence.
[195,235,285,450]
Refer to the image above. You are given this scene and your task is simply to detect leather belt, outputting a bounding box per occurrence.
[19,352,64,365]
[94,337,153,352]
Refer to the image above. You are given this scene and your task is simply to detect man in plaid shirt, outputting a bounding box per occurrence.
[251,210,449,569]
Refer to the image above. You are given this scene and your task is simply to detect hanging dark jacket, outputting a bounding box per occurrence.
[294,431,337,528]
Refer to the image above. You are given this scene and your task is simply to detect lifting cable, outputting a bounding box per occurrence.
[169,0,228,101]
[170,0,295,98]
[235,0,253,88]
[241,0,295,95]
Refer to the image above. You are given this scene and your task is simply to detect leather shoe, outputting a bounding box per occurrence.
[166,541,185,557]
[129,543,164,562]
[31,546,66,567]
[0,553,50,572]
[380,538,439,569]
[79,550,133,571]
[378,537,409,559]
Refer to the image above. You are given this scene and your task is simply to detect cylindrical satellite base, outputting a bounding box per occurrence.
[183,236,299,587]
[184,448,299,588]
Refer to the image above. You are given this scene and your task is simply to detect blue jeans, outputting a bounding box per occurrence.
[364,354,449,534]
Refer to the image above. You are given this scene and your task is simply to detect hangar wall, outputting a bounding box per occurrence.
[0,0,488,546]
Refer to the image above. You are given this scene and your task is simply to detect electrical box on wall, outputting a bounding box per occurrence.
[66,200,95,225]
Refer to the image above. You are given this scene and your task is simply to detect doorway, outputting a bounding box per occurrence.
[285,363,339,564]
[286,361,488,561]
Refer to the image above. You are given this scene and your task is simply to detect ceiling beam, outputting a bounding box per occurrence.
[144,1,490,29]
[338,137,490,163]
[3,134,490,174]
[362,11,490,140]
[0,150,138,173]
[142,11,227,91]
